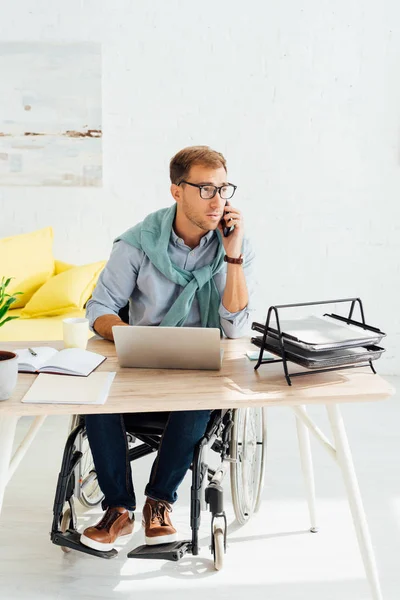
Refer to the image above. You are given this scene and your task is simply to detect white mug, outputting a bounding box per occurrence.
[0,351,18,401]
[63,317,89,350]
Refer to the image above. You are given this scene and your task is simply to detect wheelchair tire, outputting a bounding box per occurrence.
[213,528,224,571]
[230,407,267,525]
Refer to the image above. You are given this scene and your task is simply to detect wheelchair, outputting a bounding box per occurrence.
[51,407,266,570]
[50,306,267,570]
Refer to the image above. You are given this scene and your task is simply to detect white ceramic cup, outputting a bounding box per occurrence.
[63,317,89,350]
[0,351,18,401]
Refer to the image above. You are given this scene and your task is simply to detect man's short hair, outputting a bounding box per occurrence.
[169,145,227,184]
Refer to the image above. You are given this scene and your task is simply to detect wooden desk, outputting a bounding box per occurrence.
[0,338,395,600]
[0,337,394,414]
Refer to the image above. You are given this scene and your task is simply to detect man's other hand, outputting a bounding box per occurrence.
[93,314,130,342]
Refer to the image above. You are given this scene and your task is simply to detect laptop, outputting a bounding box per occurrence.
[112,326,222,370]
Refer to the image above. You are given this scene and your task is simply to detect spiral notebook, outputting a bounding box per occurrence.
[21,372,116,405]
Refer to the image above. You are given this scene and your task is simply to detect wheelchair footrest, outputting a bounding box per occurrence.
[127,540,192,561]
[51,530,118,559]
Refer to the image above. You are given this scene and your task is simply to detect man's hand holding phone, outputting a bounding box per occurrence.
[218,201,244,258]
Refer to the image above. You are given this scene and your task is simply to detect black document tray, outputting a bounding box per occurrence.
[251,335,385,370]
[252,313,386,352]
[250,298,386,385]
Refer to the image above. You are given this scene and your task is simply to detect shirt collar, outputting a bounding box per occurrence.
[170,228,182,246]
[201,229,215,246]
[170,228,215,248]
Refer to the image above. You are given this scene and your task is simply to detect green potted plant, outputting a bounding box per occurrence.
[0,277,22,401]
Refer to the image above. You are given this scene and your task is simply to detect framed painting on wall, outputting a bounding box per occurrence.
[0,42,102,186]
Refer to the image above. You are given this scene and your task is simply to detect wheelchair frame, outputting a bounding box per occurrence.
[50,406,267,570]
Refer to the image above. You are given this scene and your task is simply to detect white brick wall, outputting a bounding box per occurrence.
[0,1,398,374]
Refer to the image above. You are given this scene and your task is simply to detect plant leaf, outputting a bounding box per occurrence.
[0,315,20,327]
[0,277,12,292]
[0,277,21,320]
[0,295,19,319]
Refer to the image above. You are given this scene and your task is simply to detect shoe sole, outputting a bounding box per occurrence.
[80,531,133,553]
[143,531,178,546]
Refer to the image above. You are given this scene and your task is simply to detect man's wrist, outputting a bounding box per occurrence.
[223,241,243,259]
[224,253,244,265]
[93,314,129,341]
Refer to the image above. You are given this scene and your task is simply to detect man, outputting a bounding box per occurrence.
[81,145,255,552]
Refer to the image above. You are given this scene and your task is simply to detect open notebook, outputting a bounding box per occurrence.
[16,347,106,377]
[21,372,116,405]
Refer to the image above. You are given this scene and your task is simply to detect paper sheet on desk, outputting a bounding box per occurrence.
[21,372,116,404]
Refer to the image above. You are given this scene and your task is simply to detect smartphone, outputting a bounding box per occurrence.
[222,200,235,237]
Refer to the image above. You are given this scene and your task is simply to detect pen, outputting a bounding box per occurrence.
[28,348,37,356]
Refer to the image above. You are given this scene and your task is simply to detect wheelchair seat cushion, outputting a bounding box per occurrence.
[123,412,170,434]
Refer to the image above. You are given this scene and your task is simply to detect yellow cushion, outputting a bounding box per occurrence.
[0,309,94,342]
[0,227,55,308]
[54,260,75,274]
[20,261,106,318]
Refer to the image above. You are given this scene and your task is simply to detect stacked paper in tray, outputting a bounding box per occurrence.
[251,314,386,369]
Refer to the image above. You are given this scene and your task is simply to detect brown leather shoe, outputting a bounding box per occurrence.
[142,498,177,545]
[80,507,134,552]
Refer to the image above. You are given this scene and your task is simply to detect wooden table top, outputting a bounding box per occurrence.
[0,338,395,416]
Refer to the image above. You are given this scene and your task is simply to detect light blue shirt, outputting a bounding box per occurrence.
[86,228,255,339]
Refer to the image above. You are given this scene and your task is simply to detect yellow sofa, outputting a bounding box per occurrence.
[0,227,105,342]
[0,306,90,342]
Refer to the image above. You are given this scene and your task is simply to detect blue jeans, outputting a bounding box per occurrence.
[85,410,211,511]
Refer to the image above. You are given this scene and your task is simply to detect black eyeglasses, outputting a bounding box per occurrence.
[178,180,237,200]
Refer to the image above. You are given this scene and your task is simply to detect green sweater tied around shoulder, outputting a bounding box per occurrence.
[114,204,225,328]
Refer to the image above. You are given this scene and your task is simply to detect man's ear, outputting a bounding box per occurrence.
[170,183,181,203]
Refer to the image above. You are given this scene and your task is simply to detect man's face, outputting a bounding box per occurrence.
[173,164,228,232]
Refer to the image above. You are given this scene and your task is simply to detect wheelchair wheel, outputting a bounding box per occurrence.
[230,407,267,525]
[213,528,224,571]
[68,416,104,508]
[60,508,72,554]
[68,416,136,509]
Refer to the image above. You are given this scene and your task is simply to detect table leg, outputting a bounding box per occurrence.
[295,406,318,533]
[0,415,19,515]
[7,416,47,483]
[326,403,383,600]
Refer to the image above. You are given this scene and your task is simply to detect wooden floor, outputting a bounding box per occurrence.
[0,376,399,600]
